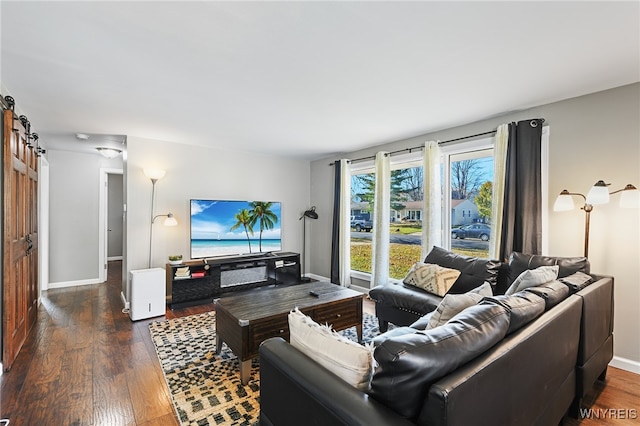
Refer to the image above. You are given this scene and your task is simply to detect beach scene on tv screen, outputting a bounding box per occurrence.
[191,200,282,258]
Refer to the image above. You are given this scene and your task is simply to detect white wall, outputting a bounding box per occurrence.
[48,150,123,285]
[310,83,640,371]
[124,137,310,302]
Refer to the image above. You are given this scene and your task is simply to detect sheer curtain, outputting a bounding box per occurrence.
[370,152,390,287]
[489,124,509,259]
[422,141,442,259]
[499,119,544,259]
[330,159,351,286]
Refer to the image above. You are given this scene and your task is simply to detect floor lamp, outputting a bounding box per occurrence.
[554,180,638,257]
[144,168,178,268]
[300,206,318,283]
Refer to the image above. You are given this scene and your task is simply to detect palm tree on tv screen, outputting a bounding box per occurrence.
[249,201,278,252]
[230,209,254,253]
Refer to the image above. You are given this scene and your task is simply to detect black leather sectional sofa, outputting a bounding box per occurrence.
[258,249,614,425]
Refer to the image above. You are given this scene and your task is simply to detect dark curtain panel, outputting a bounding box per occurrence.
[330,161,342,283]
[499,118,544,260]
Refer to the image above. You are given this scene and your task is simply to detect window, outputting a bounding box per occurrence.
[443,141,494,259]
[350,169,374,275]
[350,156,424,280]
[347,127,549,287]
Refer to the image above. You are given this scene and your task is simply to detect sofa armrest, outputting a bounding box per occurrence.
[573,275,614,401]
[575,275,614,362]
[259,337,412,426]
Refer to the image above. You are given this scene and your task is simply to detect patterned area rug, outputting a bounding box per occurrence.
[149,311,381,426]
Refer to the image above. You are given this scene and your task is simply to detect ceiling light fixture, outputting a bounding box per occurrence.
[76,133,90,140]
[96,147,122,158]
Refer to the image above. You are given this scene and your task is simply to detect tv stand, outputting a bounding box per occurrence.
[166,251,301,309]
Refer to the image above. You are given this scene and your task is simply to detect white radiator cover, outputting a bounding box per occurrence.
[129,268,166,321]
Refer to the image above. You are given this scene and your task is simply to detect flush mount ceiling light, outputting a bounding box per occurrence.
[96,147,122,158]
[76,133,90,140]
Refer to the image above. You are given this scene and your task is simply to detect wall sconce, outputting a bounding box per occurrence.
[153,212,178,227]
[554,180,638,257]
[144,168,177,268]
[96,147,122,158]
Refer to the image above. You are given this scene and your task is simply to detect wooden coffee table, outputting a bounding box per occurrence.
[215,281,364,384]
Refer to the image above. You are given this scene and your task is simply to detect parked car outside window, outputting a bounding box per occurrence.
[451,223,491,241]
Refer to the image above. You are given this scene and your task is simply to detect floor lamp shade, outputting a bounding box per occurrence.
[300,207,318,282]
[554,179,638,258]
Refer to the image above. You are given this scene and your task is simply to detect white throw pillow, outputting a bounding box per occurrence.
[403,262,461,296]
[505,265,560,295]
[469,281,494,296]
[288,308,373,391]
[426,292,484,329]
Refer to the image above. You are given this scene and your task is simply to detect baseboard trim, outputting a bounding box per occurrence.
[305,273,370,295]
[48,278,102,289]
[610,356,640,374]
[121,291,130,310]
[306,273,328,282]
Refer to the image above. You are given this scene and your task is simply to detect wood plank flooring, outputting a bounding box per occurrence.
[1,261,638,425]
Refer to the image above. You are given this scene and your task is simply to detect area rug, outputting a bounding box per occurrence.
[149,311,381,426]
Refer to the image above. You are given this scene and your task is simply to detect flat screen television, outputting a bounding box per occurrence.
[190,199,282,259]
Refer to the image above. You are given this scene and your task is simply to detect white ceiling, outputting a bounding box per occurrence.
[1,1,638,160]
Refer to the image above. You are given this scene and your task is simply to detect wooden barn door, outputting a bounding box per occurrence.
[3,108,39,371]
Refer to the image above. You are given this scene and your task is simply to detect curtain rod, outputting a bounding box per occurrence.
[329,129,497,166]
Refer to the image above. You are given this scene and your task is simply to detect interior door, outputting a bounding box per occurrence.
[3,109,38,371]
[107,173,123,259]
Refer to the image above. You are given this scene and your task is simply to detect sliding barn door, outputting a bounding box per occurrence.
[2,109,38,371]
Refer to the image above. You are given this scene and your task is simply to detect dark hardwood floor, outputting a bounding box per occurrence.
[0,261,637,425]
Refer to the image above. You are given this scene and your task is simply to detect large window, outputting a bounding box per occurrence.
[349,142,494,281]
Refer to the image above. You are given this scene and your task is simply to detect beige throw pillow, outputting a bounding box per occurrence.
[288,308,374,391]
[403,262,461,296]
[426,292,484,329]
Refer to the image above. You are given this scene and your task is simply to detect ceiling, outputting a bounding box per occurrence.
[1,1,638,161]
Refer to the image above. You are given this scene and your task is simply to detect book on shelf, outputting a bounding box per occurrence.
[191,271,206,278]
[175,266,191,278]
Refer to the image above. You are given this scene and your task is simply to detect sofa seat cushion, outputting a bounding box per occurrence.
[524,280,570,310]
[505,265,559,295]
[507,252,590,288]
[402,262,461,296]
[288,308,374,391]
[424,246,502,294]
[481,291,546,335]
[369,303,510,420]
[369,282,443,316]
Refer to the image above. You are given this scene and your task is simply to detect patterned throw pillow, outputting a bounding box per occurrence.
[403,262,461,296]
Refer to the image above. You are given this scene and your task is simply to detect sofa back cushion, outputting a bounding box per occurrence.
[481,292,546,335]
[524,280,570,310]
[424,246,502,294]
[506,252,590,288]
[369,303,510,420]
